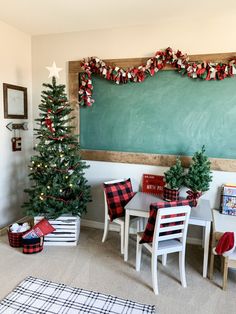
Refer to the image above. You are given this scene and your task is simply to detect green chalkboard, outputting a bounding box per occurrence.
[80,71,236,159]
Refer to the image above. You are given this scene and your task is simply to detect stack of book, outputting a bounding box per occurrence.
[221,184,236,215]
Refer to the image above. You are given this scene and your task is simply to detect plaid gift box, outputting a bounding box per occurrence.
[163,186,180,201]
[104,178,135,221]
[22,236,44,254]
[140,199,195,244]
[8,226,28,248]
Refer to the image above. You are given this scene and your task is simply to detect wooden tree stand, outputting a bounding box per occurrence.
[34,215,80,246]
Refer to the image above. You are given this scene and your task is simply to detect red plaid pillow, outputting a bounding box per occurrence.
[140,199,195,244]
[104,179,135,221]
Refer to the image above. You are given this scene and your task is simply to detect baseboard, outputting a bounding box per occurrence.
[81,219,120,232]
[187,237,202,246]
[81,218,202,244]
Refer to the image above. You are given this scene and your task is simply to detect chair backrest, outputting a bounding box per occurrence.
[152,205,191,251]
[103,179,127,220]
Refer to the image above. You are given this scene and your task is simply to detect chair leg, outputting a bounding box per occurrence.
[222,257,228,291]
[179,251,187,288]
[151,251,158,295]
[162,254,167,266]
[137,219,140,232]
[120,223,124,255]
[209,252,215,280]
[102,218,109,243]
[136,235,142,271]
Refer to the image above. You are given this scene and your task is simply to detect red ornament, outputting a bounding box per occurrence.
[45,109,55,133]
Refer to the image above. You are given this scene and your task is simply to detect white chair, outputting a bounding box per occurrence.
[102,179,140,255]
[136,205,191,294]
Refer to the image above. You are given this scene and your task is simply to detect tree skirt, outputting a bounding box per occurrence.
[0,276,155,313]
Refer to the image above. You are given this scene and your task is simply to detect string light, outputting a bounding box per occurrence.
[47,186,50,189]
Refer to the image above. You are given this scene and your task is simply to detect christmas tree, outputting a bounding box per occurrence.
[185,146,212,193]
[164,157,185,190]
[23,69,91,219]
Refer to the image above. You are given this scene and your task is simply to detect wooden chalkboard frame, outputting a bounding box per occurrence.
[69,52,236,172]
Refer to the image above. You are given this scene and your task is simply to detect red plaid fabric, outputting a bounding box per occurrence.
[104,179,135,221]
[8,229,28,247]
[140,199,195,244]
[22,237,44,254]
[163,187,179,201]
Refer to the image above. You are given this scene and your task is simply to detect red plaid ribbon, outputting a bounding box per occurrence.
[186,190,202,207]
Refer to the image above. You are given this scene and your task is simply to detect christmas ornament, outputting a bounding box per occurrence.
[46,61,62,79]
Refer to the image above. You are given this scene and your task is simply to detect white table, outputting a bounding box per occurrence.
[124,192,212,278]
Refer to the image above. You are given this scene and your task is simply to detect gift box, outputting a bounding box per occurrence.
[22,236,44,254]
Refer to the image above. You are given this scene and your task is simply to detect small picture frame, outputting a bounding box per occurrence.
[3,83,28,119]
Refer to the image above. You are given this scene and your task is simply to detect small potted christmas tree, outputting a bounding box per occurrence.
[163,157,185,201]
[185,146,212,206]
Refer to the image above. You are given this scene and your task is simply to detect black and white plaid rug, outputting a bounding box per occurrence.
[0,276,155,313]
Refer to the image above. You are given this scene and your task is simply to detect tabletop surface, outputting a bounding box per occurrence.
[212,209,236,232]
[125,192,212,221]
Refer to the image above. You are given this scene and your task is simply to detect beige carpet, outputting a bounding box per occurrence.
[0,227,235,314]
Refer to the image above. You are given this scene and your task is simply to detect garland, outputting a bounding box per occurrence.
[79,47,236,107]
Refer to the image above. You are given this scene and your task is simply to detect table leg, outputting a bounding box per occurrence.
[203,221,211,278]
[124,211,130,262]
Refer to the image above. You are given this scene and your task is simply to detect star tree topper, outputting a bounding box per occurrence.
[46,61,62,78]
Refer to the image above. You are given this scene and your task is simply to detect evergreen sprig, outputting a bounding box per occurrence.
[185,146,212,192]
[164,157,185,190]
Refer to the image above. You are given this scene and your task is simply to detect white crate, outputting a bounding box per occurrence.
[34,215,80,246]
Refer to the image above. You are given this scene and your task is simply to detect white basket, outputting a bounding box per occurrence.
[34,215,80,246]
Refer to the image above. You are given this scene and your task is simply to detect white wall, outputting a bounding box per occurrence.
[0,21,32,228]
[31,21,236,238]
